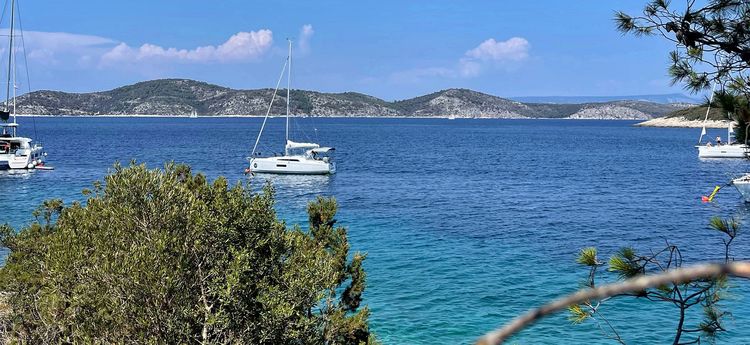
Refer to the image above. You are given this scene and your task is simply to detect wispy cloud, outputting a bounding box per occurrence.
[1,30,116,66]
[390,36,531,82]
[298,24,314,55]
[4,29,277,69]
[100,30,274,65]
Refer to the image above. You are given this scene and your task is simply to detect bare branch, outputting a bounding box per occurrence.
[475,262,750,345]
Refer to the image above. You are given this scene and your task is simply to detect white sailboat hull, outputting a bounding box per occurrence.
[733,175,750,202]
[249,156,335,175]
[697,144,749,158]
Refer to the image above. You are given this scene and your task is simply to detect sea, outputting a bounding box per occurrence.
[2,116,750,344]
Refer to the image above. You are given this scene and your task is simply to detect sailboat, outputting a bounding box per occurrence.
[0,0,46,170]
[245,40,335,175]
[696,83,748,158]
[189,110,198,118]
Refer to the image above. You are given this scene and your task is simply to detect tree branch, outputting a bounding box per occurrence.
[475,262,750,345]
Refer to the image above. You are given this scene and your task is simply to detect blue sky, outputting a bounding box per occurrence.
[10,0,687,100]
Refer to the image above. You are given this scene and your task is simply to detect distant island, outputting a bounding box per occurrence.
[15,79,691,119]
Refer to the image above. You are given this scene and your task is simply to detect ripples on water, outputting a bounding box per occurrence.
[2,117,750,344]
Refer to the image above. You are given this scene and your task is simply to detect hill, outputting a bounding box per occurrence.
[512,93,701,104]
[14,79,687,119]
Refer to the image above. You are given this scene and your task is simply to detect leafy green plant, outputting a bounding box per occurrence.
[0,163,376,344]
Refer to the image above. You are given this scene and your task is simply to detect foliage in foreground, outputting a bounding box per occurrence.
[571,217,740,344]
[616,0,750,95]
[0,163,375,344]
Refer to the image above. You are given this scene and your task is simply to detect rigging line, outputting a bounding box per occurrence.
[250,59,288,157]
[15,0,36,141]
[698,73,721,144]
[0,0,8,33]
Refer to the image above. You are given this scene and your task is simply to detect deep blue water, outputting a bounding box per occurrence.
[2,117,750,344]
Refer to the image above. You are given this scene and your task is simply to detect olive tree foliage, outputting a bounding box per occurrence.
[570,217,740,344]
[616,0,750,94]
[0,163,376,344]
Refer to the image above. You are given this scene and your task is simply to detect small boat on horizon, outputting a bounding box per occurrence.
[245,40,336,175]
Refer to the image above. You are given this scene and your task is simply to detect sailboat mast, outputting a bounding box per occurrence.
[5,0,15,120]
[285,39,291,153]
[699,82,717,144]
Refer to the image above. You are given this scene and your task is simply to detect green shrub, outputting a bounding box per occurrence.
[0,163,375,344]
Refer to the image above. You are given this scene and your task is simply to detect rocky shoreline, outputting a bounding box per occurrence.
[635,116,730,128]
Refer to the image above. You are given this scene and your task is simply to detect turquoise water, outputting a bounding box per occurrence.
[2,117,750,344]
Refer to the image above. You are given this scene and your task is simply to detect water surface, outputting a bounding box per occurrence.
[1,117,749,344]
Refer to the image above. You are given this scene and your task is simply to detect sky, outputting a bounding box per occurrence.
[2,0,694,100]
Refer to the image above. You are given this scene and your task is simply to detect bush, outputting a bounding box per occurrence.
[0,163,375,344]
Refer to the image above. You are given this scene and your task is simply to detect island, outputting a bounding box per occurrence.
[15,79,689,119]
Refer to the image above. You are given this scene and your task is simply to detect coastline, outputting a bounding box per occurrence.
[635,117,730,128]
[13,114,649,120]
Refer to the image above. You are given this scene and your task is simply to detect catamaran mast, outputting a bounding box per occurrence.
[11,0,16,124]
[5,0,15,127]
[285,39,292,155]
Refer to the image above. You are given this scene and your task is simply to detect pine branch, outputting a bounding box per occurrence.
[476,262,750,345]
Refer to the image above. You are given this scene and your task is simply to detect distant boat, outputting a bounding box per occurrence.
[0,0,46,170]
[732,174,750,202]
[245,40,336,175]
[448,115,456,120]
[696,84,748,158]
[189,110,198,118]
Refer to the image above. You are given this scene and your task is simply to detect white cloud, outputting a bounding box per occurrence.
[298,24,314,55]
[101,30,273,65]
[0,30,116,66]
[464,37,529,62]
[0,29,276,69]
[389,36,530,83]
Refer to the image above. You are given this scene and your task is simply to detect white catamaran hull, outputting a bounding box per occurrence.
[697,144,749,158]
[7,149,44,169]
[732,175,750,202]
[249,156,335,175]
[0,137,45,170]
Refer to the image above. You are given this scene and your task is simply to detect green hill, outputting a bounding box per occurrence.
[14,79,688,119]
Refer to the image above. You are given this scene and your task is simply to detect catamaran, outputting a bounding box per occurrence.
[0,0,46,170]
[696,84,749,158]
[245,40,335,175]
